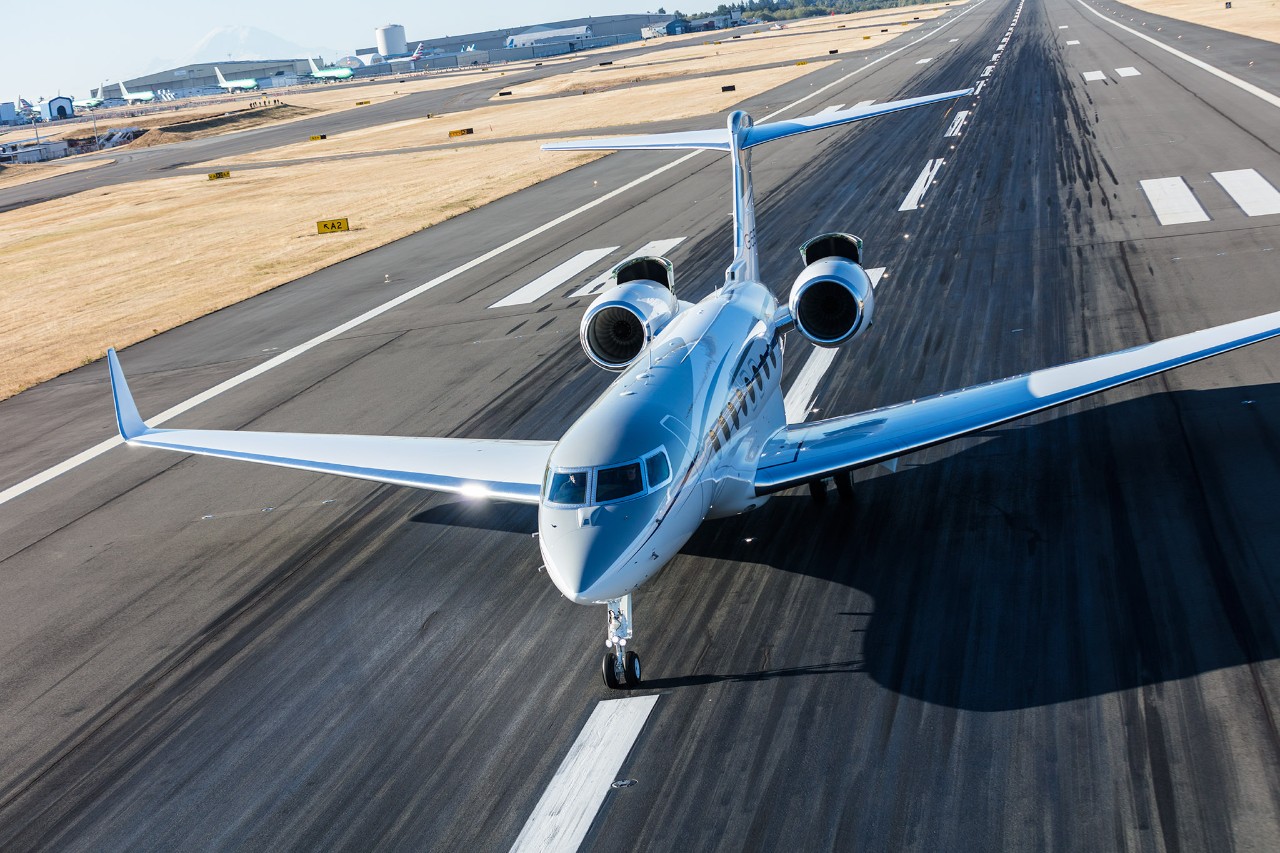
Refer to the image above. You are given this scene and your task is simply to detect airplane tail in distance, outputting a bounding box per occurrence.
[215,67,227,86]
[118,80,131,97]
[308,57,321,73]
[411,43,424,60]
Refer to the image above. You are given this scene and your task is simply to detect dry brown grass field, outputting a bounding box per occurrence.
[1119,0,1280,44]
[0,3,961,400]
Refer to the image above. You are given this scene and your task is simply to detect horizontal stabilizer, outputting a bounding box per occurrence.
[541,88,972,153]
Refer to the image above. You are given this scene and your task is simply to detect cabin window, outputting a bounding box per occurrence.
[547,470,588,505]
[596,462,644,502]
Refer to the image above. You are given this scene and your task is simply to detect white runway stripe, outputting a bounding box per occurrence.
[490,247,618,308]
[916,57,934,65]
[1066,39,1080,45]
[1082,70,1107,81]
[974,80,986,94]
[981,65,994,77]
[1140,177,1210,225]
[1115,66,1141,77]
[899,158,945,211]
[570,238,686,297]
[510,696,659,853]
[1213,169,1280,216]
[818,103,846,114]
[853,99,877,108]
[944,110,970,137]
[785,348,839,424]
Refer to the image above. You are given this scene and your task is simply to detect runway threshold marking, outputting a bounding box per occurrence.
[570,239,685,298]
[1213,169,1280,216]
[510,695,659,853]
[899,160,945,211]
[1074,0,1280,111]
[818,103,847,114]
[1140,177,1211,225]
[1115,66,1141,77]
[490,247,618,308]
[944,110,970,137]
[0,0,996,508]
[783,268,884,424]
[1066,40,1081,45]
[853,99,877,108]
[1082,70,1107,81]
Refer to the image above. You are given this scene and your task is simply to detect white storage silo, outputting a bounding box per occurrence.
[376,24,407,57]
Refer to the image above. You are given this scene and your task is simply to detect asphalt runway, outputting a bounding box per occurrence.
[2,0,1280,848]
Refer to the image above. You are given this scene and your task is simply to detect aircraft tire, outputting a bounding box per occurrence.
[602,652,622,689]
[623,651,642,688]
[808,479,828,503]
[834,470,854,500]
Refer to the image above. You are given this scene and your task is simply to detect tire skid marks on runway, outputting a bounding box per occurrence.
[1140,170,1280,223]
[511,696,658,853]
[783,268,884,424]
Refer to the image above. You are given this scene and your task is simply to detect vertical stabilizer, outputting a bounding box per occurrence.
[309,57,321,74]
[725,111,758,286]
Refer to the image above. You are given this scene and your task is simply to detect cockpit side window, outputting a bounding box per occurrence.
[596,462,644,502]
[547,470,589,506]
[645,450,671,490]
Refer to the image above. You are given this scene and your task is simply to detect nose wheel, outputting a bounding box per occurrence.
[601,595,642,689]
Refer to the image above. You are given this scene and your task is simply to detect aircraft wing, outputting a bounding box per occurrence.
[108,350,553,504]
[754,311,1280,494]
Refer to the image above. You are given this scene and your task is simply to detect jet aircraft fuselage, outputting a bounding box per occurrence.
[540,280,784,603]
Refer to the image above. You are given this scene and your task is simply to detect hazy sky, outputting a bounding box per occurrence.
[3,1,667,101]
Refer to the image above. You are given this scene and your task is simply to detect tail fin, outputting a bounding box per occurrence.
[308,57,320,73]
[118,79,131,97]
[411,43,424,60]
[543,87,971,287]
[215,67,228,87]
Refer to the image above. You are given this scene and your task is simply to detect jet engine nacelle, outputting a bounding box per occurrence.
[787,232,875,348]
[580,279,680,371]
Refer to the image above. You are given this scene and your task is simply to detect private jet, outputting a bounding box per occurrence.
[107,87,1280,689]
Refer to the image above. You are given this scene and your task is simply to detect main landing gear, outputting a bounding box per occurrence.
[602,594,642,689]
[808,469,854,503]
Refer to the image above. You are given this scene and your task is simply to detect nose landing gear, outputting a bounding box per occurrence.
[602,594,642,689]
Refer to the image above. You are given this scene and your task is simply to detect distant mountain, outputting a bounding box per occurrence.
[144,26,344,72]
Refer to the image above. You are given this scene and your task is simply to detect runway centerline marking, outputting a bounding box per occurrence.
[1074,0,1280,110]
[570,238,685,298]
[1213,169,1280,216]
[916,57,934,65]
[490,247,618,308]
[900,160,945,211]
[510,696,658,853]
[1066,39,1080,45]
[1140,177,1211,225]
[784,268,884,424]
[0,0,996,507]
[944,110,970,137]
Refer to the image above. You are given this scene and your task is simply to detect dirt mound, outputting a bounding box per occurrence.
[123,104,318,149]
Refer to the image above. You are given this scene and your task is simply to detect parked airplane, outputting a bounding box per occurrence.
[387,43,427,66]
[73,84,106,110]
[116,79,156,104]
[107,89,1280,689]
[307,57,355,81]
[214,67,259,92]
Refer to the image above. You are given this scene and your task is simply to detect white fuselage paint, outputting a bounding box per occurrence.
[537,280,789,604]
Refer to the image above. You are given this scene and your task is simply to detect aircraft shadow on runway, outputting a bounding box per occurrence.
[662,385,1280,711]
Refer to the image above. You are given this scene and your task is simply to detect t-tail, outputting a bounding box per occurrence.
[542,88,971,286]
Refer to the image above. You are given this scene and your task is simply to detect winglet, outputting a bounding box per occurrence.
[106,349,149,440]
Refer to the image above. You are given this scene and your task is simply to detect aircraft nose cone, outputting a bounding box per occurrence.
[539,514,631,604]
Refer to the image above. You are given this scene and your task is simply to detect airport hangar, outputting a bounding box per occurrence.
[112,59,314,100]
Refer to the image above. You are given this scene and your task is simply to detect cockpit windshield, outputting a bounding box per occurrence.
[596,462,643,502]
[548,471,588,505]
[543,448,672,508]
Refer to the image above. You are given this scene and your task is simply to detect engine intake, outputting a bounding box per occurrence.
[580,279,680,371]
[788,233,874,348]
